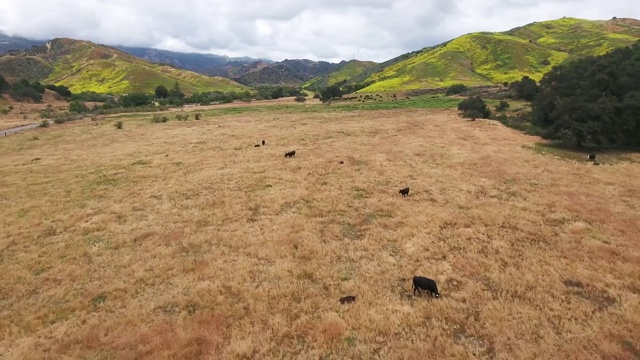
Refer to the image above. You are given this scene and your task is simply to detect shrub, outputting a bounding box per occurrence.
[495,100,510,112]
[151,115,169,123]
[69,101,89,113]
[115,121,123,129]
[446,83,468,95]
[194,113,201,120]
[294,95,306,103]
[458,96,491,119]
[39,120,50,128]
[175,114,189,121]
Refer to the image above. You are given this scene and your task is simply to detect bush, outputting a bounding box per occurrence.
[495,100,510,111]
[176,114,189,121]
[446,83,468,95]
[69,101,89,113]
[39,120,50,128]
[151,115,169,123]
[53,116,68,124]
[458,96,491,119]
[509,76,538,101]
[294,95,306,103]
[115,121,123,129]
[194,113,201,120]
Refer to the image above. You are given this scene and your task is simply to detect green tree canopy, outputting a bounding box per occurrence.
[155,85,169,99]
[532,41,640,147]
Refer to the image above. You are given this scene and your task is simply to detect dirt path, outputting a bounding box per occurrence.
[1,123,39,137]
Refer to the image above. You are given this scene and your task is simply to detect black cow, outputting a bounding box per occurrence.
[399,187,410,197]
[339,161,344,164]
[262,140,266,146]
[339,295,356,304]
[413,276,440,298]
[588,154,596,161]
[285,150,296,158]
[254,144,260,147]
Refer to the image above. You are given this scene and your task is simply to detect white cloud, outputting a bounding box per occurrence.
[0,0,638,62]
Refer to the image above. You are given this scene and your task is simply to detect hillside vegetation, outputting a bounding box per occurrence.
[0,38,248,94]
[303,60,377,90]
[356,17,640,92]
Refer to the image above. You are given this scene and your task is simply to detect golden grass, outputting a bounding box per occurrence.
[1,105,639,359]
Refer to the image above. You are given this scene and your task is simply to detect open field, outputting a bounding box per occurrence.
[1,103,640,359]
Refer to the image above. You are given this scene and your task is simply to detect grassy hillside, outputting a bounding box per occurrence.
[358,17,640,92]
[0,38,248,94]
[303,60,377,90]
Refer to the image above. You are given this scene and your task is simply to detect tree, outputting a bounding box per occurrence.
[0,75,8,93]
[155,85,169,99]
[495,100,510,111]
[510,76,538,101]
[531,41,640,147]
[458,96,491,119]
[69,101,89,113]
[319,84,342,102]
[169,82,184,99]
[119,93,152,108]
[446,83,468,95]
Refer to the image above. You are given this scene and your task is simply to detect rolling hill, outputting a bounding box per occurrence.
[0,38,248,94]
[303,60,377,90]
[352,17,640,92]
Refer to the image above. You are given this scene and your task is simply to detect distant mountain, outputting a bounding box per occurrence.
[303,60,377,90]
[227,59,340,86]
[350,17,640,92]
[0,38,248,94]
[116,46,268,75]
[116,46,341,87]
[0,33,45,54]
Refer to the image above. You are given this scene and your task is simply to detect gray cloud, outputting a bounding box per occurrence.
[0,0,638,62]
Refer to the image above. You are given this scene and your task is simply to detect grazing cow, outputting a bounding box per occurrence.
[399,187,410,197]
[413,276,440,298]
[262,140,266,146]
[285,150,296,158]
[339,295,356,304]
[339,161,344,164]
[254,144,260,147]
[588,154,596,161]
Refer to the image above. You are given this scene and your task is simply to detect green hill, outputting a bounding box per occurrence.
[0,38,248,94]
[303,60,377,90]
[354,17,640,92]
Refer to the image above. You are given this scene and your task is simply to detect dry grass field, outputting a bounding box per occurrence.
[1,103,639,359]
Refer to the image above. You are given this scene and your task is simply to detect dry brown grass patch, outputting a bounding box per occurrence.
[1,107,639,359]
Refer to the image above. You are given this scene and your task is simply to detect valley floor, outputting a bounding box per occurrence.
[1,105,639,359]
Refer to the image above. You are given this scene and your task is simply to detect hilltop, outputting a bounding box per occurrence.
[352,17,640,92]
[0,38,248,94]
[303,60,377,90]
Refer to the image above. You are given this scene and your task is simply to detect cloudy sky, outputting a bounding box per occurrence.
[0,0,638,62]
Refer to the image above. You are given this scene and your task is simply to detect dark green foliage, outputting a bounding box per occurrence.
[0,75,9,93]
[155,85,169,99]
[8,79,43,102]
[175,114,189,121]
[254,86,304,100]
[169,82,185,99]
[70,91,111,102]
[458,96,491,119]
[446,83,468,95]
[194,113,201,120]
[44,84,72,97]
[151,115,169,123]
[120,93,152,108]
[319,84,343,102]
[115,121,123,129]
[69,101,89,113]
[295,95,306,103]
[39,120,49,128]
[495,100,510,111]
[532,41,640,147]
[509,76,538,101]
